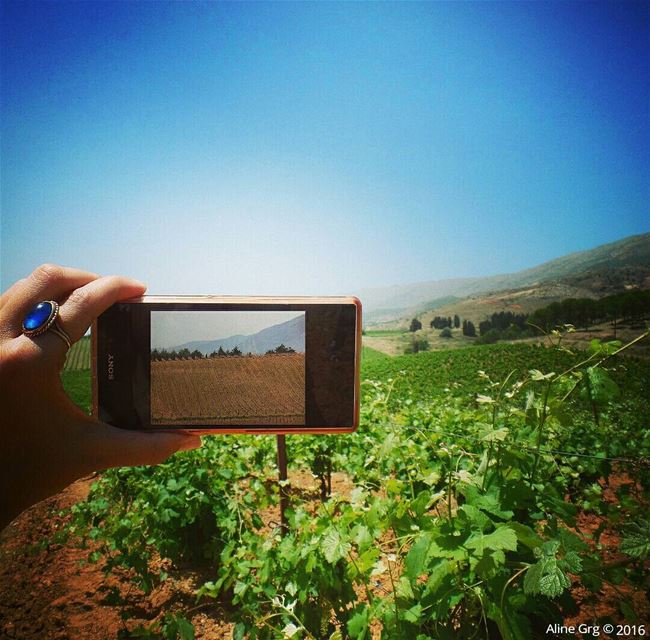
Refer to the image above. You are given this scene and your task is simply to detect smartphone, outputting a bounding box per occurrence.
[92,296,361,434]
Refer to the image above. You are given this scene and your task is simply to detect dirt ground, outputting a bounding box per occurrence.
[1,471,647,639]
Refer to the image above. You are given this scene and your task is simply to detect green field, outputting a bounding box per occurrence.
[363,329,404,337]
[60,337,650,638]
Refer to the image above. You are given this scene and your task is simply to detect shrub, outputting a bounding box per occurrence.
[476,328,500,344]
[405,338,430,354]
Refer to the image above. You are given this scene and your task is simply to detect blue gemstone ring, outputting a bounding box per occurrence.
[22,300,72,350]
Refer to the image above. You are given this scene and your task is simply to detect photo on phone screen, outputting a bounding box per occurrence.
[150,311,306,425]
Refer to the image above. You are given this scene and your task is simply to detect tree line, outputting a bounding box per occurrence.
[528,289,650,331]
[429,315,460,329]
[404,289,649,350]
[151,343,296,361]
[410,314,476,338]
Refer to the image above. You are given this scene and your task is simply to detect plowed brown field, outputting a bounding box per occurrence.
[151,353,304,425]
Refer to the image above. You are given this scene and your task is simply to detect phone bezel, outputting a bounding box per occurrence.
[92,295,361,435]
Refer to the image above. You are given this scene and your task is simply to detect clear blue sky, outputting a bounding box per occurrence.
[2,1,648,295]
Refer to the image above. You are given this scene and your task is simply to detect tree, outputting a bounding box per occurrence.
[479,320,492,336]
[453,314,460,328]
[218,346,226,356]
[230,346,242,356]
[431,315,452,329]
[440,327,452,338]
[191,349,203,359]
[462,320,476,337]
[276,344,295,353]
[409,318,422,332]
[267,344,296,354]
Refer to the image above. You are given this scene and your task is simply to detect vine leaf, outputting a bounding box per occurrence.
[465,525,518,555]
[405,532,432,579]
[347,604,369,639]
[620,518,650,560]
[322,528,351,564]
[524,540,576,598]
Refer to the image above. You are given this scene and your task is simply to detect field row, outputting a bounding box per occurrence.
[63,335,90,371]
[151,353,305,424]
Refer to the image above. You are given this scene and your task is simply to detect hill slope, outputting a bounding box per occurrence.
[172,315,305,355]
[362,232,650,325]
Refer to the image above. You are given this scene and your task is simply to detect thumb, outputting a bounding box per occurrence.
[84,424,203,470]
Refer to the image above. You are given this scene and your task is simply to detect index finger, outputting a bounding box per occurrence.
[58,275,147,343]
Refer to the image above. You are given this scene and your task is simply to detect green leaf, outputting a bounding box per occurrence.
[561,550,582,573]
[396,576,414,600]
[423,559,453,596]
[463,486,514,519]
[620,534,650,559]
[538,565,570,597]
[509,522,542,550]
[322,529,351,564]
[483,427,509,442]
[347,605,369,639]
[583,367,620,404]
[355,547,380,575]
[524,550,571,599]
[466,526,517,555]
[233,622,246,640]
[620,519,650,560]
[459,504,491,532]
[530,369,554,381]
[354,525,373,552]
[403,603,423,623]
[619,600,638,623]
[475,549,506,579]
[177,618,195,640]
[405,532,432,579]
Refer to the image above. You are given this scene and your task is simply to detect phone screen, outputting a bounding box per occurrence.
[94,299,359,432]
[150,311,306,426]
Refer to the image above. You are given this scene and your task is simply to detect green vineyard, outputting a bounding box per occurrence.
[59,334,650,639]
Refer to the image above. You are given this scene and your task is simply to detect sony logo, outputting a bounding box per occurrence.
[107,354,115,380]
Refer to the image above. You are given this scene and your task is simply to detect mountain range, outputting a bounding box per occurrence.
[170,315,305,355]
[361,232,650,325]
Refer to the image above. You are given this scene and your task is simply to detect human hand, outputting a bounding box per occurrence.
[0,264,202,529]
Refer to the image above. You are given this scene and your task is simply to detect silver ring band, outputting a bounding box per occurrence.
[49,323,72,350]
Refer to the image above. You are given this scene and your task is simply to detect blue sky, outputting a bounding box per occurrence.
[2,1,648,295]
[151,310,304,349]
